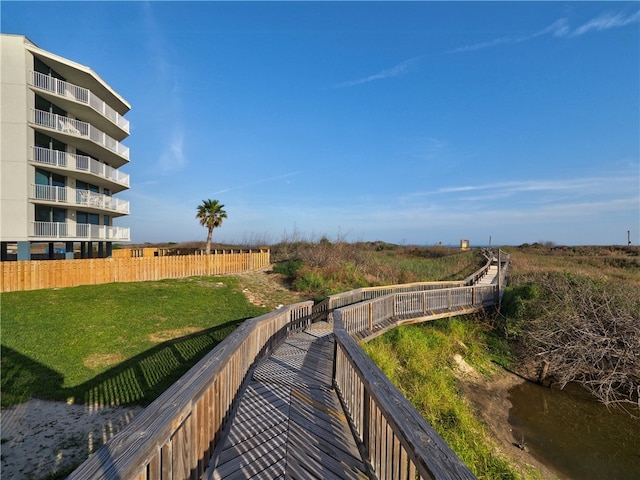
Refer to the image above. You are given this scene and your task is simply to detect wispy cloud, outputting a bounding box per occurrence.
[176,170,305,206]
[449,37,511,54]
[333,56,422,88]
[571,10,640,37]
[159,131,187,173]
[449,9,640,53]
[406,175,637,203]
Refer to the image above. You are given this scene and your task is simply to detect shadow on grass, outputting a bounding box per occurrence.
[1,318,245,408]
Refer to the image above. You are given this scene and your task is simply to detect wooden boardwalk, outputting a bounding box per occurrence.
[67,251,506,480]
[207,323,370,479]
[207,266,501,479]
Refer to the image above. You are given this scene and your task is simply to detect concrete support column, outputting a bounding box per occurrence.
[1,242,8,261]
[106,242,113,258]
[66,242,74,260]
[17,241,30,261]
[98,242,104,258]
[81,242,87,259]
[88,242,93,258]
[48,242,55,260]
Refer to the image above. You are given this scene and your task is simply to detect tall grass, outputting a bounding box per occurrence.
[363,318,523,479]
[272,239,484,299]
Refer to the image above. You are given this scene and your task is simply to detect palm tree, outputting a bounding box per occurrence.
[195,199,227,255]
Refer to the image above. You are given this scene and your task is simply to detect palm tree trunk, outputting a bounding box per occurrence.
[206,228,213,255]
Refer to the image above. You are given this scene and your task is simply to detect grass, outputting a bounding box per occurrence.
[1,276,268,407]
[362,318,524,479]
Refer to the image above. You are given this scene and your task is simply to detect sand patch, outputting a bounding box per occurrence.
[148,327,201,343]
[0,399,143,479]
[84,352,125,370]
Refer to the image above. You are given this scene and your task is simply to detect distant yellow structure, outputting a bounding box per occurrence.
[460,239,470,251]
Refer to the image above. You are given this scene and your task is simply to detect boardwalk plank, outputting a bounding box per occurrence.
[208,324,367,480]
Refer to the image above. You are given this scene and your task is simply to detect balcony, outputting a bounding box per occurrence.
[31,222,130,241]
[30,70,129,137]
[31,184,130,215]
[31,109,130,167]
[32,146,130,191]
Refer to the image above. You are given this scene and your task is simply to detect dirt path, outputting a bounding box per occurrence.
[232,266,309,310]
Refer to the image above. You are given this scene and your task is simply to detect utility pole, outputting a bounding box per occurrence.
[628,230,632,246]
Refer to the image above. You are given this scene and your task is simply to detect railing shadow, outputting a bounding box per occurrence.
[71,319,247,407]
[2,319,246,409]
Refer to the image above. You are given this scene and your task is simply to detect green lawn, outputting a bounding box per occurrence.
[1,276,268,407]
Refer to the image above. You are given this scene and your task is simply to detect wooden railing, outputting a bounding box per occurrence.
[68,249,508,480]
[331,250,509,479]
[463,249,493,285]
[67,301,314,480]
[311,280,466,322]
[334,324,477,479]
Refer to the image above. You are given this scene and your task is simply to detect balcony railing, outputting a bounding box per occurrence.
[32,146,130,188]
[31,184,130,214]
[32,222,130,241]
[30,71,130,133]
[31,109,130,161]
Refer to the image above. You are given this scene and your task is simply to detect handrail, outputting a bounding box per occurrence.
[31,109,130,160]
[67,301,314,480]
[31,221,130,241]
[312,281,466,323]
[32,146,130,187]
[30,184,130,214]
[334,315,478,480]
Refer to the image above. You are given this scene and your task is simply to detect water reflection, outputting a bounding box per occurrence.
[508,381,640,480]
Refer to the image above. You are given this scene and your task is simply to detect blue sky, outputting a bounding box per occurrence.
[3,1,639,246]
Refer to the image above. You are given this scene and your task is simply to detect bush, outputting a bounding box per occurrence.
[505,272,640,406]
[272,259,303,282]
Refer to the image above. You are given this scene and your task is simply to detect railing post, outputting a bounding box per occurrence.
[497,250,502,290]
[422,291,427,315]
[362,388,370,464]
[368,302,373,331]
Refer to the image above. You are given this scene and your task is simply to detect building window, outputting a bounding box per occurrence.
[35,131,66,151]
[76,180,99,193]
[35,94,66,116]
[35,205,66,223]
[77,212,99,225]
[34,57,65,81]
[35,168,65,187]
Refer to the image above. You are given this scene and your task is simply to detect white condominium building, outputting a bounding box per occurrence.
[1,34,131,260]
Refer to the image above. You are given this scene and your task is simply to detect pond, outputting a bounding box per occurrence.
[508,381,640,479]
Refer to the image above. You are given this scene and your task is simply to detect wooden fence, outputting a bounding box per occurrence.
[0,249,270,293]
